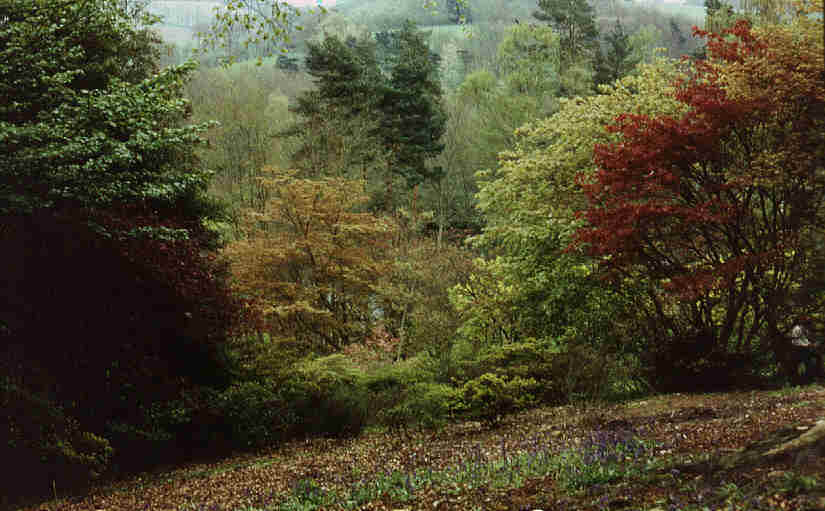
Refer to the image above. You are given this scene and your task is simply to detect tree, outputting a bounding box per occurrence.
[1,0,242,493]
[198,0,326,63]
[378,21,447,188]
[223,170,396,352]
[1,0,212,220]
[532,0,599,64]
[286,24,445,193]
[594,19,639,86]
[452,58,688,388]
[575,15,825,388]
[497,23,562,99]
[285,35,387,179]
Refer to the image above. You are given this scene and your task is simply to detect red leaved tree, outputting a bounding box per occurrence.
[574,16,825,389]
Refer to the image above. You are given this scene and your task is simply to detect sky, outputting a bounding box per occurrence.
[289,0,337,6]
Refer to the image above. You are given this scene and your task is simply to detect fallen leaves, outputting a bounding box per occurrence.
[14,384,825,511]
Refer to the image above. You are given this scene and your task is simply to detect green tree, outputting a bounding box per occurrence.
[379,21,447,188]
[286,25,445,192]
[1,0,213,219]
[1,0,241,495]
[497,23,562,99]
[286,35,387,179]
[595,19,639,86]
[532,0,599,64]
[453,57,688,392]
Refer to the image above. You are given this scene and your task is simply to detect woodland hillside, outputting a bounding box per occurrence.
[1,0,823,507]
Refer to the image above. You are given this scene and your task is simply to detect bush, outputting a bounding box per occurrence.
[456,339,629,405]
[454,373,539,427]
[364,355,439,417]
[211,381,297,449]
[377,382,458,433]
[167,354,371,452]
[291,355,370,438]
[1,380,113,499]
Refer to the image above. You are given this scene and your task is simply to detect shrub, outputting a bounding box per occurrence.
[454,373,539,427]
[377,382,458,433]
[291,355,370,438]
[456,339,629,405]
[1,380,113,498]
[212,381,297,449]
[364,355,439,418]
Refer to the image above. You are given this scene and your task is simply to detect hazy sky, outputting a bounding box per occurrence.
[290,0,337,6]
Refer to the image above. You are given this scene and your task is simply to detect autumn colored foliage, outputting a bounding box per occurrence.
[575,12,825,388]
[224,170,396,352]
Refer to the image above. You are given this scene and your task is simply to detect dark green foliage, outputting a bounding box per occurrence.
[532,0,599,63]
[303,36,383,119]
[288,23,446,189]
[378,21,447,187]
[286,35,386,178]
[0,0,244,498]
[286,355,370,438]
[0,379,113,498]
[595,20,639,86]
[206,382,297,449]
[0,1,213,218]
[366,356,458,432]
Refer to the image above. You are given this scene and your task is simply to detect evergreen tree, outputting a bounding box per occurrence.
[1,0,241,494]
[285,35,385,178]
[594,19,639,86]
[378,21,447,188]
[287,23,445,190]
[532,0,599,64]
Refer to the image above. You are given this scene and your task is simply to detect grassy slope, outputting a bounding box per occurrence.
[18,385,825,511]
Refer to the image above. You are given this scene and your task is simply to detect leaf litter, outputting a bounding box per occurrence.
[16,384,825,511]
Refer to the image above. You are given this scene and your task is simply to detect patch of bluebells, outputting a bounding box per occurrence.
[556,427,653,490]
[223,427,656,510]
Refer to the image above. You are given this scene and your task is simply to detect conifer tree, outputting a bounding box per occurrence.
[532,0,599,64]
[595,20,639,86]
[378,21,447,188]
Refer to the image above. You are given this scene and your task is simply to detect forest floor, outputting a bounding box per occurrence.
[18,384,825,511]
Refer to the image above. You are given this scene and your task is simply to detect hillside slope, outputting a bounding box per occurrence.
[16,385,825,511]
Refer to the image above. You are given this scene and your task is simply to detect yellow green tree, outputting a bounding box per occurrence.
[451,58,689,392]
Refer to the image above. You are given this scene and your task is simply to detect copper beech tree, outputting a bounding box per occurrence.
[574,13,824,386]
[224,169,396,353]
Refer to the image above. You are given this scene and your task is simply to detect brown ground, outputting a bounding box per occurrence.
[16,384,825,511]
